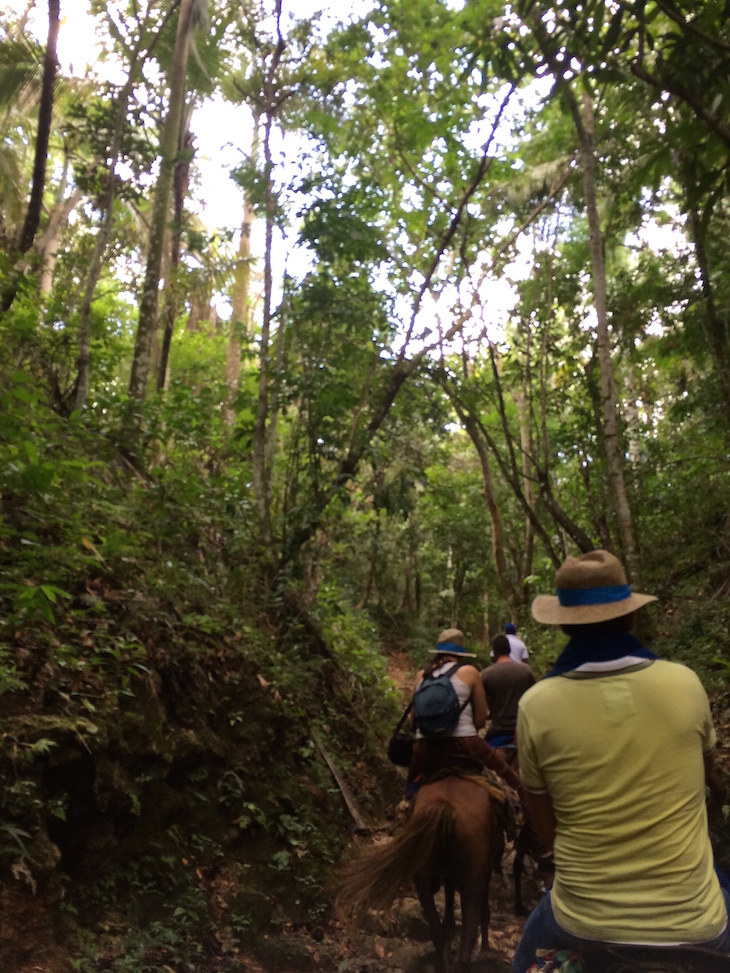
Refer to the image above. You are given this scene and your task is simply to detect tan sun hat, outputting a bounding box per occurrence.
[428,627,477,658]
[532,550,657,625]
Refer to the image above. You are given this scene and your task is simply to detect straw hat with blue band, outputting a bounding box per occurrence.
[532,550,657,625]
[428,627,477,658]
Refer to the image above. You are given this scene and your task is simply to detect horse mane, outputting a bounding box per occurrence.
[336,802,454,920]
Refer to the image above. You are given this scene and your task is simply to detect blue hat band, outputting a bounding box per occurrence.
[436,641,469,654]
[557,584,632,607]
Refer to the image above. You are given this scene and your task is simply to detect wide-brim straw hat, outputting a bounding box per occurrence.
[428,627,477,658]
[532,550,657,625]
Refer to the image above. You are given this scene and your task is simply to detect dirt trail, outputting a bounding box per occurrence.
[240,644,537,973]
[286,644,539,973]
[241,838,540,973]
[329,846,539,972]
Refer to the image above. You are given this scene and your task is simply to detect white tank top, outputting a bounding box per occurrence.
[415,662,476,739]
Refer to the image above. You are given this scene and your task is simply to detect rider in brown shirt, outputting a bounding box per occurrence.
[481,634,535,742]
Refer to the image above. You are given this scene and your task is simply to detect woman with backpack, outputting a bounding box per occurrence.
[407,628,523,796]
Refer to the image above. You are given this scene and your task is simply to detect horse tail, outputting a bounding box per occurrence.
[336,803,454,920]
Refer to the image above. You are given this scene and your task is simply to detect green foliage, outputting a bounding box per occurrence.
[3,0,730,967]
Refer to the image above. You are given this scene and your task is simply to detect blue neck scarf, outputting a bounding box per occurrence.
[547,632,657,678]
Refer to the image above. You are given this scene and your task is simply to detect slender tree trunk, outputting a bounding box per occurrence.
[686,192,730,426]
[537,469,595,553]
[224,123,258,427]
[157,124,193,390]
[356,512,380,610]
[482,588,490,649]
[17,0,60,256]
[186,291,204,332]
[451,559,466,627]
[36,187,83,295]
[0,0,60,315]
[461,412,521,615]
[579,451,615,551]
[527,13,641,580]
[516,387,534,578]
[75,16,152,409]
[571,88,641,583]
[223,194,255,425]
[624,367,643,468]
[252,109,275,547]
[128,0,193,403]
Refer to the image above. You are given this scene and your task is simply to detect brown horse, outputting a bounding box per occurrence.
[337,775,504,973]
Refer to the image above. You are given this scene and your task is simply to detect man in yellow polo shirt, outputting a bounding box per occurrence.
[513,550,729,972]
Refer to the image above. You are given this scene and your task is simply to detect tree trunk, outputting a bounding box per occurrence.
[157,124,193,390]
[17,0,60,257]
[451,559,466,628]
[223,126,258,427]
[515,388,534,579]
[685,190,730,426]
[623,367,643,468]
[0,0,60,315]
[537,468,595,553]
[36,187,83,296]
[461,412,521,615]
[578,451,615,552]
[571,88,641,583]
[526,13,642,581]
[128,0,193,404]
[356,512,380,610]
[252,108,275,548]
[75,13,153,410]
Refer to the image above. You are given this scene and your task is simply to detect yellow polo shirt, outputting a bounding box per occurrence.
[518,659,726,943]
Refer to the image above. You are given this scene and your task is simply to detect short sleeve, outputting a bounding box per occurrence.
[517,698,547,793]
[699,686,717,754]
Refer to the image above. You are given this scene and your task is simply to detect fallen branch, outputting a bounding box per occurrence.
[312,730,370,835]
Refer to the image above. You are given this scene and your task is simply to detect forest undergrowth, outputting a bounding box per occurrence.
[3,382,730,973]
[3,0,730,967]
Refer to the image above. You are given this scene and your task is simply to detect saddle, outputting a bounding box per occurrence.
[424,764,523,839]
[529,943,730,972]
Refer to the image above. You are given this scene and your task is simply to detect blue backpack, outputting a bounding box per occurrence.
[413,662,470,737]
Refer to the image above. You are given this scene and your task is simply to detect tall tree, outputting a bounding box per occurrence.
[74,0,165,409]
[128,0,206,403]
[0,0,60,314]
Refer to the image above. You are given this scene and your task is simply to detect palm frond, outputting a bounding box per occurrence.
[0,34,44,112]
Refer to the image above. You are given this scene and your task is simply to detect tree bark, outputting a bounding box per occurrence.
[0,0,60,316]
[536,469,595,553]
[223,183,256,426]
[526,13,642,581]
[17,0,60,257]
[516,371,534,580]
[128,0,193,403]
[75,11,153,410]
[157,124,193,390]
[36,187,83,296]
[570,89,641,583]
[623,367,643,468]
[252,106,276,548]
[684,188,730,427]
[460,410,521,615]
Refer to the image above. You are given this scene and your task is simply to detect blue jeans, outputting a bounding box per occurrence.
[512,888,730,973]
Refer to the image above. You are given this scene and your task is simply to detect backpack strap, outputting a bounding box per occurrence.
[428,661,474,715]
[396,661,474,736]
[441,662,474,716]
[392,699,413,735]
